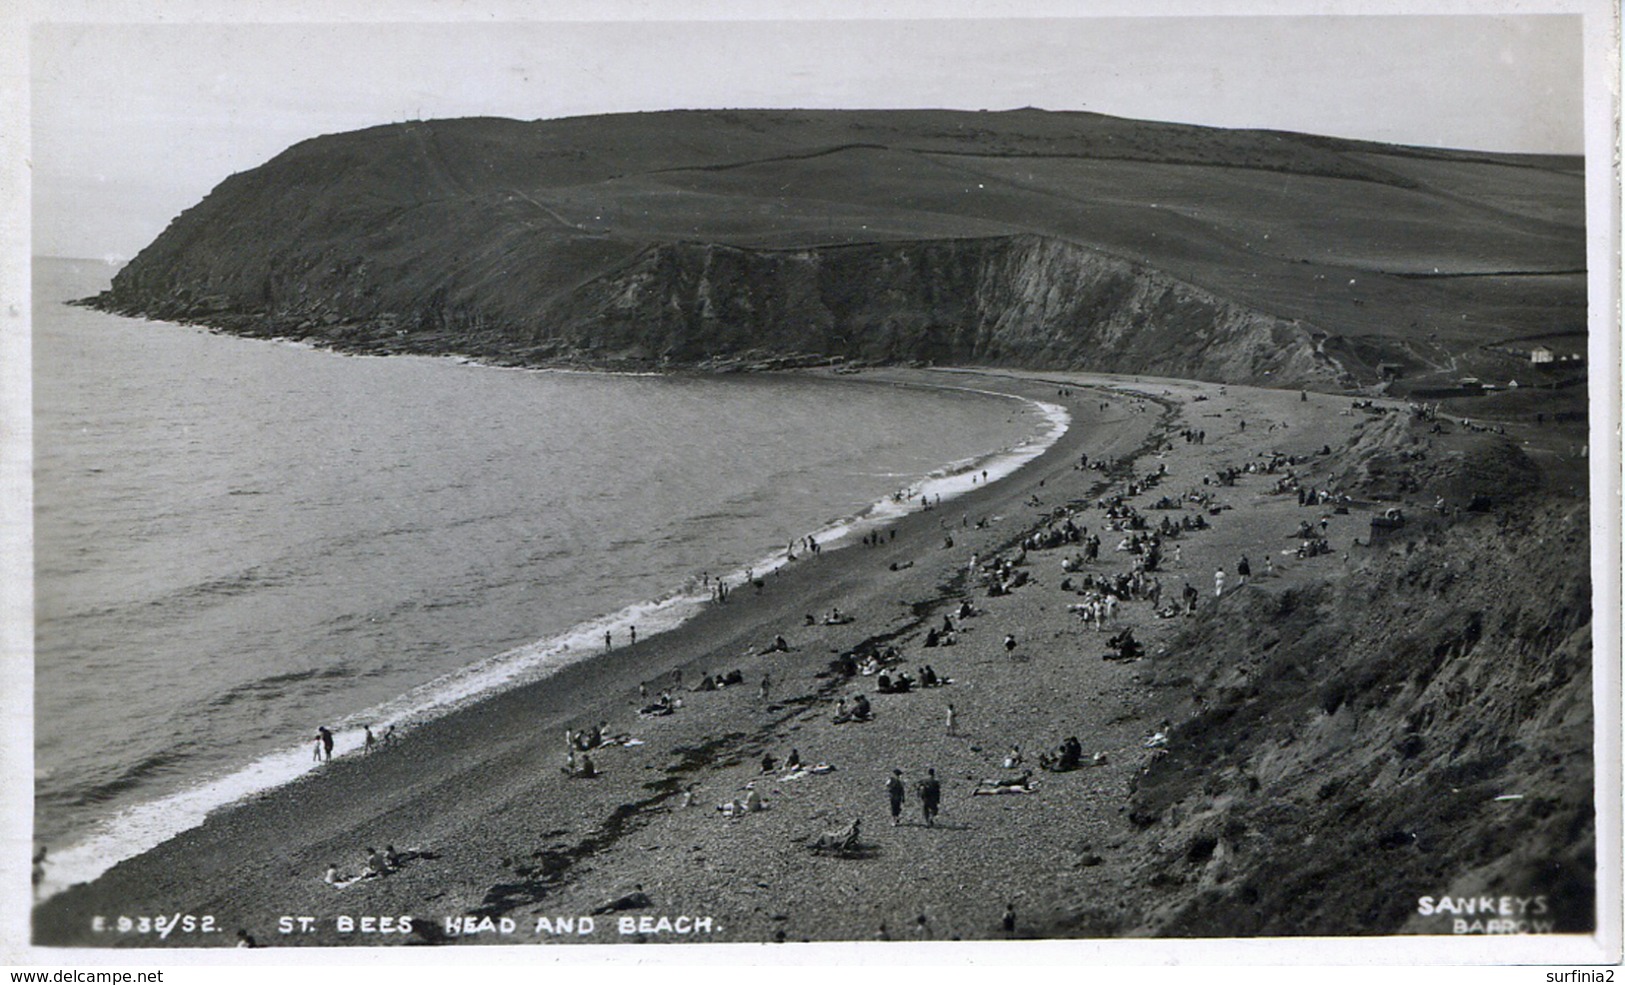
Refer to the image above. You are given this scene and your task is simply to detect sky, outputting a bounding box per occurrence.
[24,2,1591,261]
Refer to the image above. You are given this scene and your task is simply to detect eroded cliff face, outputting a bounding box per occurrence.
[82,111,1584,388]
[93,232,1350,387]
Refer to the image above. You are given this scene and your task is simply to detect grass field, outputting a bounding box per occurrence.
[110,108,1588,387]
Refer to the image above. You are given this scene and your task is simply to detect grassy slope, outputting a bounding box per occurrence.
[114,109,1586,386]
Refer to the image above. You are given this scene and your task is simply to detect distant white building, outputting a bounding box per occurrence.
[1530,345,1555,364]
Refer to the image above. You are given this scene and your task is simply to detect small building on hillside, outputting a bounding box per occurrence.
[1530,345,1555,364]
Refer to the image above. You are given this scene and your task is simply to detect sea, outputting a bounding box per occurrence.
[29,256,1067,900]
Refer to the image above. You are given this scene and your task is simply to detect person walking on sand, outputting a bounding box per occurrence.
[945,703,958,735]
[886,769,906,825]
[1237,556,1251,585]
[363,725,375,756]
[918,768,942,827]
[1214,570,1225,597]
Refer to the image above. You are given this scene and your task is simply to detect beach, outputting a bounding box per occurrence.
[30,367,1584,946]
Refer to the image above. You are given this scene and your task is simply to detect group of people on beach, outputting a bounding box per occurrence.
[312,723,394,763]
[884,767,943,827]
[322,843,428,888]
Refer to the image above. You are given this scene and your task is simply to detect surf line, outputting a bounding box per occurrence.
[34,383,1068,903]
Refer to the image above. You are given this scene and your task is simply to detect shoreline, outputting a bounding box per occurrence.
[30,367,1591,948]
[31,366,1069,902]
[32,366,1154,947]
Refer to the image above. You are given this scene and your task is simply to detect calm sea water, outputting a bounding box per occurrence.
[32,257,1066,896]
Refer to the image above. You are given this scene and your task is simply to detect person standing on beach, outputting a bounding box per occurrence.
[605,630,612,652]
[1214,570,1225,597]
[886,769,906,825]
[759,675,771,700]
[945,703,958,735]
[1237,556,1251,585]
[312,732,324,763]
[318,726,334,761]
[630,626,636,646]
[363,725,375,756]
[918,768,942,827]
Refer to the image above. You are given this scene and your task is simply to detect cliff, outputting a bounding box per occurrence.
[1116,499,1593,935]
[86,110,1586,387]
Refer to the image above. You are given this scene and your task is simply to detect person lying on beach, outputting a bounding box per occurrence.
[590,886,655,915]
[1103,628,1143,661]
[717,786,766,817]
[824,608,854,625]
[639,694,675,717]
[809,817,862,854]
[834,695,873,723]
[759,635,792,654]
[781,762,836,781]
[973,771,1036,795]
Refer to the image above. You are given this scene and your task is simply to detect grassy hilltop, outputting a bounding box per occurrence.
[91,109,1585,393]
